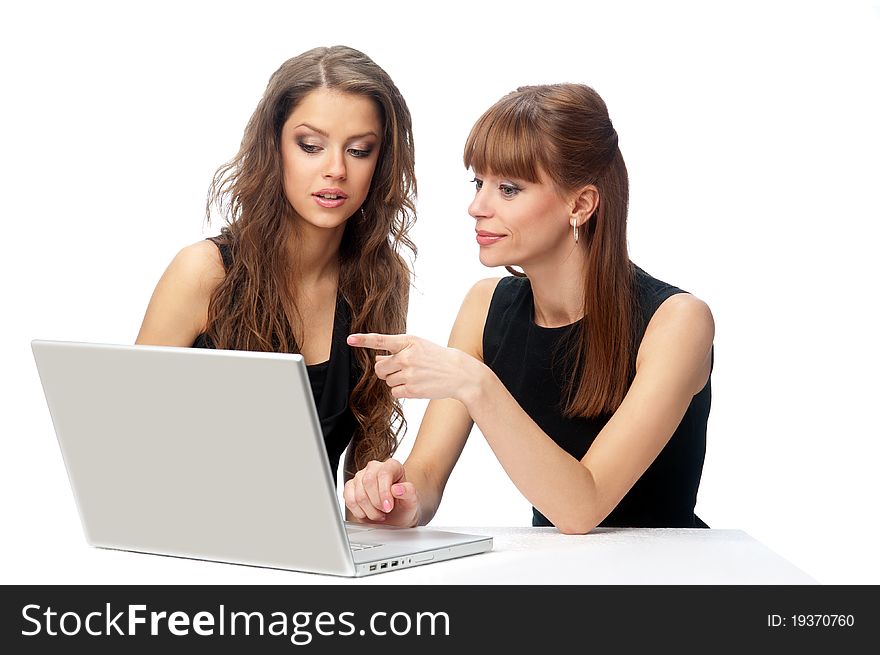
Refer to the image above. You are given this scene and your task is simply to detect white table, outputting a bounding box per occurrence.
[408,527,816,584]
[17,527,816,584]
[353,527,817,585]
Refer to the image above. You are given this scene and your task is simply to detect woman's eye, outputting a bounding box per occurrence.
[348,148,372,158]
[298,142,321,154]
[471,177,483,191]
[499,184,520,198]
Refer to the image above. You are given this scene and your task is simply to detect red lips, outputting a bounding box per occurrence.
[476,230,506,246]
[313,188,348,199]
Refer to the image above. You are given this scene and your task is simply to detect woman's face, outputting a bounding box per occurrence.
[280,88,383,232]
[468,169,575,269]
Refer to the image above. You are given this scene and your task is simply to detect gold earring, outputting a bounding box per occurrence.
[573,221,579,244]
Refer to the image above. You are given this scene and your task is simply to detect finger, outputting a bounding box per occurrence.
[343,481,367,521]
[352,471,387,522]
[390,482,420,510]
[374,356,402,380]
[347,333,410,353]
[376,466,399,513]
[363,461,385,515]
[384,371,407,389]
[354,491,386,522]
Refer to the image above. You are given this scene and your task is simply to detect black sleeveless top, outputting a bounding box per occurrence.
[192,238,358,480]
[483,265,711,528]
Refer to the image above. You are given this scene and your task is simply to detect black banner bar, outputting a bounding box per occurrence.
[1,585,874,652]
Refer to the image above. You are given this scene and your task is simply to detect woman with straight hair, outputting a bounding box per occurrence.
[136,45,416,483]
[344,83,713,533]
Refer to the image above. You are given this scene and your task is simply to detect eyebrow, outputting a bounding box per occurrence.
[295,123,379,141]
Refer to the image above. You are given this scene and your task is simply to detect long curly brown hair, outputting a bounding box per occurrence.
[204,46,416,473]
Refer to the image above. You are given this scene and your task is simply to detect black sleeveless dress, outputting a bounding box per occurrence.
[482,265,711,528]
[192,238,358,480]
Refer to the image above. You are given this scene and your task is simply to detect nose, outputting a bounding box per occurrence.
[323,149,347,181]
[468,186,492,220]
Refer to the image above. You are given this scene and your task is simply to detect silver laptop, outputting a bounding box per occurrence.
[31,339,492,576]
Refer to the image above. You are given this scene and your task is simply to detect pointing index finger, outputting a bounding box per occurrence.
[346,333,409,353]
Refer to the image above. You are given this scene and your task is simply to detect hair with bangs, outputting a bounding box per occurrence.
[463,98,551,184]
[204,46,416,474]
[464,84,634,418]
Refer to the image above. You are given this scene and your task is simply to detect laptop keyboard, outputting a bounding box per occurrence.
[345,524,383,551]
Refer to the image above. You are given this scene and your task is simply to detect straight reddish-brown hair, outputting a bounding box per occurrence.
[464,83,634,417]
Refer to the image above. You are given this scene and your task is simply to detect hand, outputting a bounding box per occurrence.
[346,333,484,405]
[343,459,421,527]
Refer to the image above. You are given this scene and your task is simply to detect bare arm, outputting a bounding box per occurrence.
[349,290,714,533]
[399,278,503,523]
[135,240,225,346]
[464,293,714,533]
[343,278,500,526]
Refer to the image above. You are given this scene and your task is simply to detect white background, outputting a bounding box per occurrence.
[2,0,878,585]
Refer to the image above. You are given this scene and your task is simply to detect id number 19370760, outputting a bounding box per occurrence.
[767,614,855,628]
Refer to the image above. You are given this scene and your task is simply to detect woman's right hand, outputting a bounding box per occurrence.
[343,459,421,527]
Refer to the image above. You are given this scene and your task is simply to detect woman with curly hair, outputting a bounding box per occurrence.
[137,46,417,484]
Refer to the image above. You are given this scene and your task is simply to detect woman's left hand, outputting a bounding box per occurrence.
[347,333,484,404]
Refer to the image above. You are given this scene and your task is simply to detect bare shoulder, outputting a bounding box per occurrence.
[135,240,227,346]
[458,277,504,327]
[462,277,504,311]
[637,292,715,392]
[448,277,504,359]
[650,293,715,343]
[168,240,226,290]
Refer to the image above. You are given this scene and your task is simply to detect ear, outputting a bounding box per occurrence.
[569,185,599,227]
